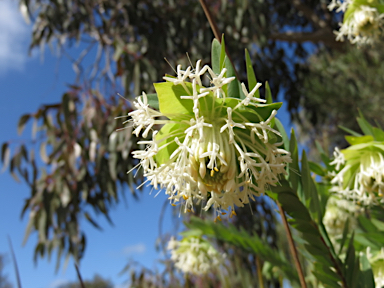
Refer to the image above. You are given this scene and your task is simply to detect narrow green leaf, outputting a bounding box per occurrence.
[265,81,272,104]
[308,161,326,176]
[1,143,10,173]
[338,218,350,255]
[274,118,289,150]
[244,49,259,98]
[288,129,300,195]
[359,253,374,288]
[339,125,362,137]
[84,212,102,230]
[224,56,242,99]
[219,34,226,71]
[357,117,374,136]
[300,150,311,202]
[372,126,384,141]
[18,114,31,135]
[211,38,221,74]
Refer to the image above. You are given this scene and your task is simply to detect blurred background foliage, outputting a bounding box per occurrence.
[2,0,384,286]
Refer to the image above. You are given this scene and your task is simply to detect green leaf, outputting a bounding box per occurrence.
[357,116,374,136]
[211,38,221,74]
[338,218,350,255]
[358,253,374,288]
[245,49,259,98]
[146,93,159,110]
[219,34,226,71]
[345,135,374,145]
[18,114,31,135]
[372,126,384,141]
[1,142,10,173]
[339,125,362,137]
[288,129,300,194]
[308,161,326,176]
[274,118,289,150]
[153,82,194,118]
[265,81,272,104]
[155,122,187,165]
[224,56,242,99]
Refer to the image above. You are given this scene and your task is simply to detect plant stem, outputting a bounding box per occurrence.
[256,256,265,288]
[278,203,308,288]
[75,263,86,288]
[198,0,240,79]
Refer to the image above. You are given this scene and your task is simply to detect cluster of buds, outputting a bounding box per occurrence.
[126,60,291,219]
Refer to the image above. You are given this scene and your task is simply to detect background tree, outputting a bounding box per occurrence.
[58,274,113,288]
[0,254,13,288]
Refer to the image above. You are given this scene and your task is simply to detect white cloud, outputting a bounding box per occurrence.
[122,243,146,255]
[48,278,71,288]
[0,0,30,74]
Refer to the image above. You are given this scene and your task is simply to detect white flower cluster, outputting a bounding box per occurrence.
[127,61,291,219]
[329,0,384,44]
[331,147,384,205]
[167,236,225,275]
[323,195,362,239]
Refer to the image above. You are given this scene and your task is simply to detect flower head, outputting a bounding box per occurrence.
[167,235,225,275]
[331,141,384,205]
[333,3,384,44]
[126,61,291,218]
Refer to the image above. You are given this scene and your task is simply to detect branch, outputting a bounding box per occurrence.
[290,0,328,29]
[269,29,345,50]
[277,204,308,288]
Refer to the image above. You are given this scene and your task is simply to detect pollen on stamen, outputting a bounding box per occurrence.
[214,167,219,172]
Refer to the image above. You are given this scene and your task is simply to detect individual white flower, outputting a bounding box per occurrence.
[328,0,350,12]
[331,143,384,205]
[126,60,291,219]
[335,4,384,44]
[167,236,225,275]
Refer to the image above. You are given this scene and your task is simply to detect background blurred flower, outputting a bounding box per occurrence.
[331,139,384,205]
[167,235,225,275]
[329,0,384,44]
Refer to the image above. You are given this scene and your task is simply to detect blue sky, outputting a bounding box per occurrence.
[0,1,176,287]
[0,1,293,287]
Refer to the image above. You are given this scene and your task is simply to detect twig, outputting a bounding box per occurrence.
[198,0,240,79]
[7,236,22,288]
[75,263,86,288]
[256,256,265,288]
[277,203,307,288]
